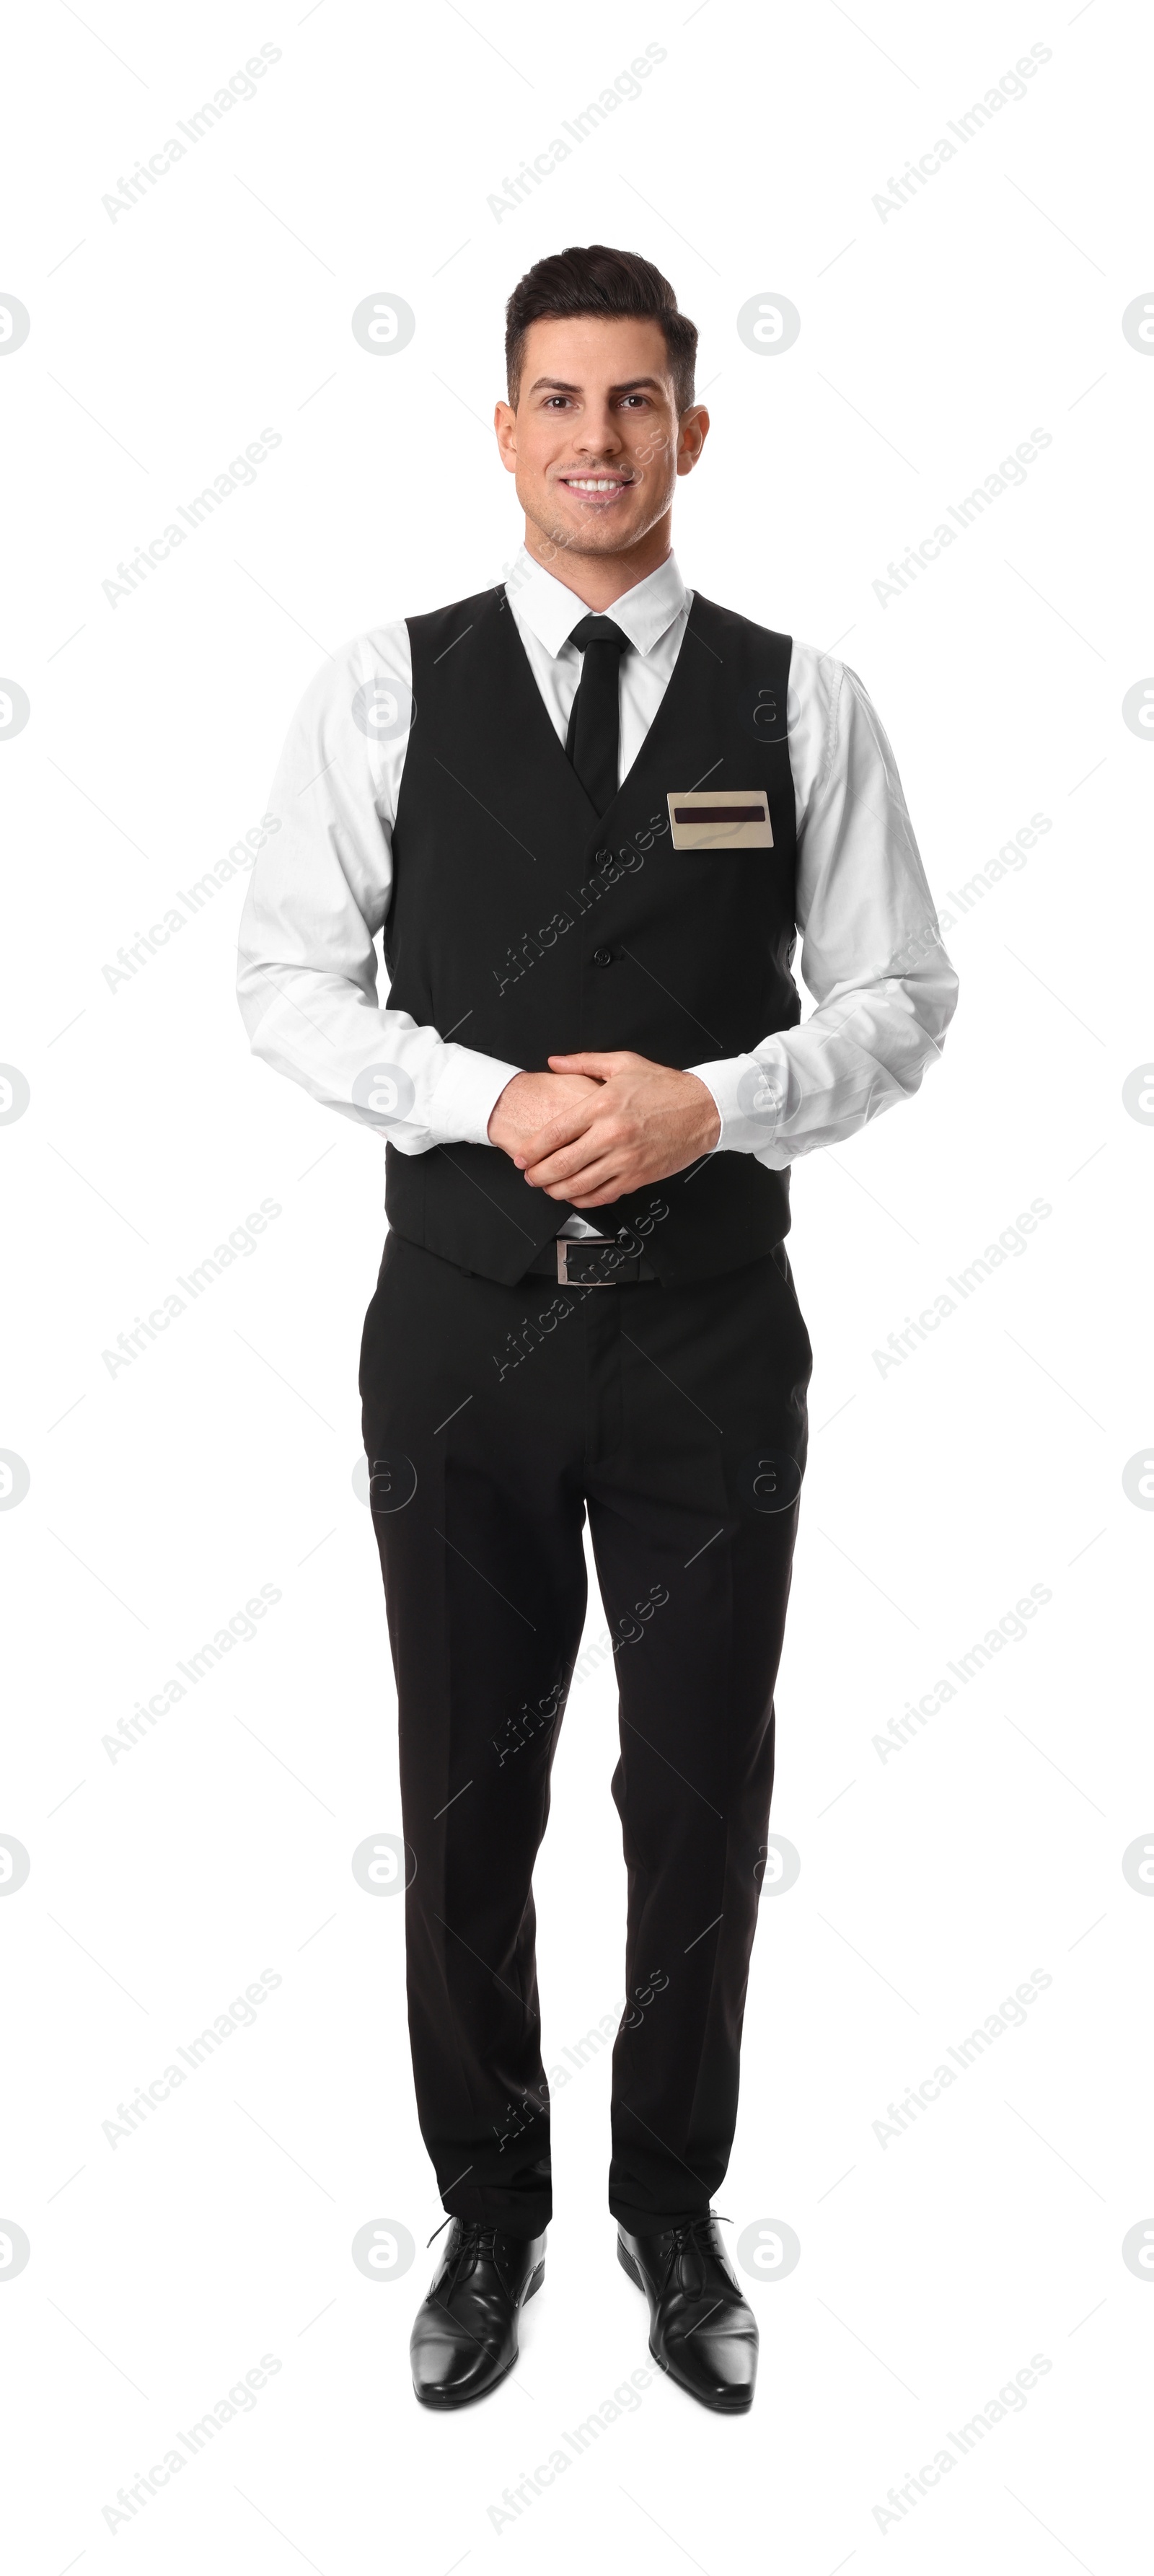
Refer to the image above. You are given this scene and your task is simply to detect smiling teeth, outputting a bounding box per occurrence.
[567,478,625,491]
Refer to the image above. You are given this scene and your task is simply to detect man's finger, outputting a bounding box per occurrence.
[522,1126,619,1187]
[541,1156,624,1201]
[512,1102,602,1164]
[529,1141,625,1192]
[547,1052,636,1078]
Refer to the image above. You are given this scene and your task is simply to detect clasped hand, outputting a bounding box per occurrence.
[486,1052,721,1210]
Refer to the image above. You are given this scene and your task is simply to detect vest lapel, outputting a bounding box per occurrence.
[489,588,603,843]
[594,594,719,841]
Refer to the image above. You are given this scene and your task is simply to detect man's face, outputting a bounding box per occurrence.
[495,315,708,561]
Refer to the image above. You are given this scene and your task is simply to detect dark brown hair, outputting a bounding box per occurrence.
[505,245,697,412]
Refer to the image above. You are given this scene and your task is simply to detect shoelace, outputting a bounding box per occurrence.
[656,2211,731,2298]
[426,2215,498,2293]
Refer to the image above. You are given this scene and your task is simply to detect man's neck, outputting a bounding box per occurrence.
[522,519,674,612]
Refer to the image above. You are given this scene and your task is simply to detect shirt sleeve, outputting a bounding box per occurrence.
[236,623,521,1152]
[688,649,959,1163]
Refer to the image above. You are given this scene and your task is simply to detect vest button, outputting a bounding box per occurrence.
[594,850,613,873]
[592,946,614,967]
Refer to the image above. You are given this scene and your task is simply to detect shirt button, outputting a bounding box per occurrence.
[592,946,613,967]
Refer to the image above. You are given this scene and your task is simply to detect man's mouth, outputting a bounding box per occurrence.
[557,473,634,496]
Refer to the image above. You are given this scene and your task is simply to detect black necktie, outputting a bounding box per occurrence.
[565,615,630,815]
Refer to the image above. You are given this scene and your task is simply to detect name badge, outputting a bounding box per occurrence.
[666,788,773,852]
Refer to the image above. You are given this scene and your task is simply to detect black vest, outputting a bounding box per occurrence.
[384,584,801,1285]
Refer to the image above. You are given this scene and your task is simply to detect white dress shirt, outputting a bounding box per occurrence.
[237,547,957,1239]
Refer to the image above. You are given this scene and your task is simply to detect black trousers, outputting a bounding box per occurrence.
[359,1229,811,2238]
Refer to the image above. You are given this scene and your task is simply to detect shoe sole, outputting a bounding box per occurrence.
[411,2257,545,2409]
[617,2238,754,2415]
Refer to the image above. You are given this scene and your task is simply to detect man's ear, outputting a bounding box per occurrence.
[495,400,519,473]
[676,405,710,475]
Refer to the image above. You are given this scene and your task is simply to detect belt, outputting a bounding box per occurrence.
[526,1234,657,1287]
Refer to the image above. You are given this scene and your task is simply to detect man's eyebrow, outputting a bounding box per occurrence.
[526,375,666,395]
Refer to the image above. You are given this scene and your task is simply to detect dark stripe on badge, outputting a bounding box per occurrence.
[673,805,766,825]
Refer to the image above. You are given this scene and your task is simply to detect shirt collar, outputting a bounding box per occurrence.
[506,545,688,660]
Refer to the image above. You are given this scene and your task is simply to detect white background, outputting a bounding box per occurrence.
[2,1,1152,2567]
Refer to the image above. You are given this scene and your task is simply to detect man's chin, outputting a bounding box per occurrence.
[523,498,652,560]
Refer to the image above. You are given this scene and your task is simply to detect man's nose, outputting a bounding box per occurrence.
[571,410,625,454]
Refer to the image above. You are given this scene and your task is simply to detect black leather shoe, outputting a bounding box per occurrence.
[410,2220,546,2407]
[618,2212,757,2413]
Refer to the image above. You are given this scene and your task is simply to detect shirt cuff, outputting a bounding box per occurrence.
[433,1045,523,1147]
[687,1047,786,1153]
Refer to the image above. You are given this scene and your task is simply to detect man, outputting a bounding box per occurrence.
[237,244,957,2415]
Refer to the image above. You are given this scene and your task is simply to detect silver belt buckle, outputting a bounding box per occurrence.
[556,1235,616,1285]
